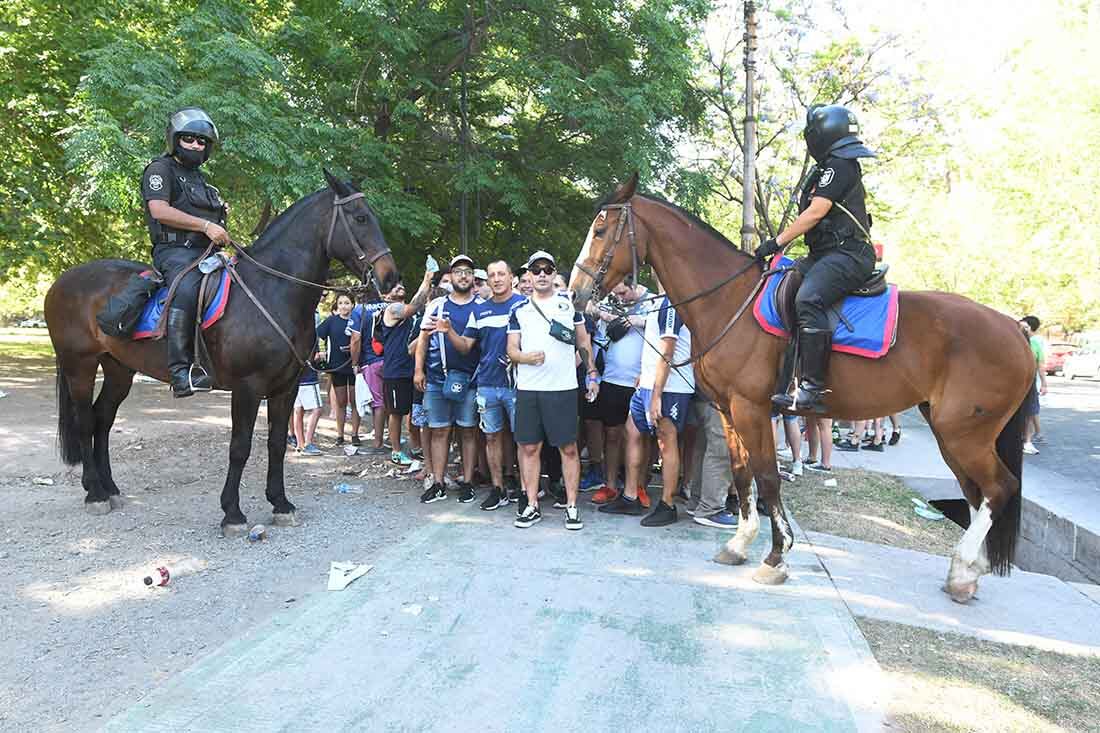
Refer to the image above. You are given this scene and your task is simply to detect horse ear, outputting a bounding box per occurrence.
[323,168,340,191]
[611,172,639,203]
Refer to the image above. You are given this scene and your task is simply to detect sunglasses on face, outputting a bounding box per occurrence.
[529,264,555,276]
[179,134,208,147]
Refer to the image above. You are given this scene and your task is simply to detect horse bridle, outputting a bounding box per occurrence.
[220,191,394,375]
[574,200,780,370]
[572,203,640,300]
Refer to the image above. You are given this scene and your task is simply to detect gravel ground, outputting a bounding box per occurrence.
[0,362,438,732]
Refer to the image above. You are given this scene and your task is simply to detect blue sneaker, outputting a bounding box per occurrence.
[693,510,738,529]
[300,443,323,456]
[391,450,414,466]
[287,435,298,449]
[579,465,605,491]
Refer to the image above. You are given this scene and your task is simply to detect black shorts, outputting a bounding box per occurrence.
[515,389,578,447]
[1022,382,1040,417]
[579,383,601,421]
[383,377,414,416]
[593,382,634,427]
[330,372,354,388]
[413,386,424,405]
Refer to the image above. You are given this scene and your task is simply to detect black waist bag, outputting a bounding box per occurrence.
[96,272,161,338]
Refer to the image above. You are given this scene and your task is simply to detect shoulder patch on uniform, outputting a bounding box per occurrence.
[818,168,835,188]
[148,174,163,192]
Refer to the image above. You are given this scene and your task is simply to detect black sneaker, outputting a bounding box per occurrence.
[480,487,508,511]
[805,461,832,473]
[565,505,583,531]
[552,491,568,509]
[457,482,476,503]
[351,435,361,447]
[641,500,678,527]
[864,442,885,452]
[420,482,446,504]
[514,504,542,528]
[598,493,643,515]
[515,491,529,517]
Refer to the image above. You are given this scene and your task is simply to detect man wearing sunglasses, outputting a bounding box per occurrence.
[507,251,598,530]
[141,107,231,397]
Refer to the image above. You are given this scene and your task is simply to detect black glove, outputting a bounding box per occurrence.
[754,238,781,264]
[607,316,631,342]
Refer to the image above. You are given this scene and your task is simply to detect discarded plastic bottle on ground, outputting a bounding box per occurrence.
[334,483,365,494]
[832,423,841,442]
[248,524,267,542]
[143,566,170,587]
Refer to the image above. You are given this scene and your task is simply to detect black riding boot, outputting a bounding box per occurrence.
[772,328,831,413]
[166,307,212,398]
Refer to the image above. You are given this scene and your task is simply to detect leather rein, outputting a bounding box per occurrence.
[221,191,392,374]
[574,201,780,370]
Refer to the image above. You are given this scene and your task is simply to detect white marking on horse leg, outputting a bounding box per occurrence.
[728,487,760,559]
[968,503,992,575]
[957,499,992,567]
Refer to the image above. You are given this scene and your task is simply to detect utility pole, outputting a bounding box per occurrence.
[740,1,758,253]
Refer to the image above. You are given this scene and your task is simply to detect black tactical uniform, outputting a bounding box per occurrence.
[763,105,876,412]
[140,108,226,397]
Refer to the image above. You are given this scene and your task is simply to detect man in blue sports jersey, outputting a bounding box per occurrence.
[378,263,435,465]
[348,297,389,453]
[414,255,482,504]
[601,284,693,527]
[447,259,526,510]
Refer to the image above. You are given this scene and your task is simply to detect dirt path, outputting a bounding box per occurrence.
[0,357,424,732]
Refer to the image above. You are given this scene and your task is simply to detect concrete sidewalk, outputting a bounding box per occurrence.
[799,531,1100,657]
[104,511,885,733]
[829,411,1100,584]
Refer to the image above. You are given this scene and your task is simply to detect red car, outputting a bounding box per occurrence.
[1044,342,1079,375]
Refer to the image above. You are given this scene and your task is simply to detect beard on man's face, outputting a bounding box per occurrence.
[452,280,473,294]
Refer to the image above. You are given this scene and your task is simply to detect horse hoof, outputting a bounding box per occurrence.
[220,523,249,538]
[944,581,978,604]
[714,549,747,566]
[85,500,112,516]
[752,561,789,586]
[272,512,298,527]
[108,495,125,510]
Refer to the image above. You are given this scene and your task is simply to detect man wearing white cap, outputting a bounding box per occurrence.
[507,250,599,530]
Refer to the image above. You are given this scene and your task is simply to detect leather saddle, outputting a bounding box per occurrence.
[774,264,889,334]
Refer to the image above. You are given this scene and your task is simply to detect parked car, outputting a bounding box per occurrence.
[16,318,46,328]
[1043,342,1079,375]
[1063,349,1100,380]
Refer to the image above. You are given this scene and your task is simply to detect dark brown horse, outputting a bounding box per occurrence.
[570,174,1033,602]
[45,170,398,534]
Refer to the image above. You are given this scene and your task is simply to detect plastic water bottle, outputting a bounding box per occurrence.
[334,483,365,495]
[143,566,170,587]
[425,254,439,273]
[247,524,267,542]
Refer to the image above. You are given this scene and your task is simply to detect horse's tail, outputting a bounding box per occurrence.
[56,359,82,465]
[987,396,1026,575]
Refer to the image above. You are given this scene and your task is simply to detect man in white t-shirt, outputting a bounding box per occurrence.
[589,278,652,506]
[600,285,693,527]
[507,250,598,530]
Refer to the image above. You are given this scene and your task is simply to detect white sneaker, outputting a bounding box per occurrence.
[776,446,794,461]
[791,460,804,477]
[1022,442,1039,455]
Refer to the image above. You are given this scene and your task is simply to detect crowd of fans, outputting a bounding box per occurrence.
[289,252,919,531]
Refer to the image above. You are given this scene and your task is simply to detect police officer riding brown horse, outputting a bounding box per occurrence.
[46,108,398,532]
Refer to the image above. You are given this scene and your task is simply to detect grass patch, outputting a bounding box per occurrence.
[858,617,1100,732]
[784,467,961,556]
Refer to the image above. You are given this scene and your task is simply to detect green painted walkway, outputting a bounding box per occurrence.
[104,508,884,732]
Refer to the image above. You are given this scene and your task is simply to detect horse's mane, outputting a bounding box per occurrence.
[592,186,747,257]
[247,189,327,251]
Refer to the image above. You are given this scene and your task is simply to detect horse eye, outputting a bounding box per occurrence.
[594,228,606,237]
[355,215,368,223]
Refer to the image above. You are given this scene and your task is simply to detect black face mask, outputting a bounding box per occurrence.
[173,143,205,170]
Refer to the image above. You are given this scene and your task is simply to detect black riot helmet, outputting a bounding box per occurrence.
[803,105,875,163]
[164,107,219,163]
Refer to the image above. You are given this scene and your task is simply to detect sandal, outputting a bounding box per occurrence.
[836,439,861,452]
[888,429,901,446]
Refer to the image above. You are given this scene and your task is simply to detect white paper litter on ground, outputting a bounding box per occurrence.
[401,603,423,616]
[327,562,374,591]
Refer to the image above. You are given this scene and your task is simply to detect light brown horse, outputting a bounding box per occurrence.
[570,174,1034,602]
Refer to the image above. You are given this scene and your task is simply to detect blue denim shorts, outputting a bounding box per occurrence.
[630,388,692,434]
[424,380,478,429]
[411,403,428,428]
[476,386,516,434]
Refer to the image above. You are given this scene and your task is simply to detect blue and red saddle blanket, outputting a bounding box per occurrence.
[752,255,899,358]
[132,269,232,340]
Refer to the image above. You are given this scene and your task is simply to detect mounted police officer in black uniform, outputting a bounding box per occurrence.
[755,104,877,413]
[141,108,231,397]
